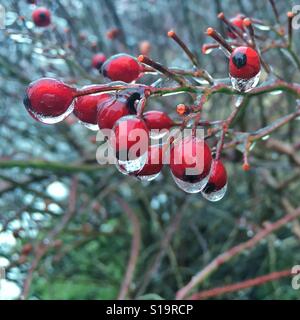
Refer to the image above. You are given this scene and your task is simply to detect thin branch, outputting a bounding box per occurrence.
[116,197,141,300]
[189,269,292,300]
[176,203,300,299]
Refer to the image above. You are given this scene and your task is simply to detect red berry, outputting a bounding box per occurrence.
[227,14,245,39]
[32,7,51,27]
[170,135,212,184]
[229,46,260,79]
[203,160,227,194]
[135,144,163,178]
[143,111,174,131]
[109,116,149,161]
[92,53,106,70]
[101,54,140,83]
[23,78,76,124]
[73,92,111,125]
[97,91,140,130]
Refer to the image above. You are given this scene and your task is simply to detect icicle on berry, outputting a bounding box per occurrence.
[97,90,140,130]
[101,54,140,83]
[143,111,174,139]
[229,46,261,92]
[92,53,107,70]
[135,144,164,181]
[73,87,110,130]
[202,160,227,201]
[109,115,149,173]
[170,135,212,194]
[23,78,77,124]
[227,14,245,39]
[32,7,51,27]
[117,143,164,181]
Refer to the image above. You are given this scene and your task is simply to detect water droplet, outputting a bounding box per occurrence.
[136,172,161,182]
[28,100,75,124]
[254,24,271,31]
[193,78,210,85]
[171,172,210,194]
[201,184,227,202]
[117,152,148,174]
[270,90,283,96]
[234,95,244,107]
[149,129,169,139]
[262,135,270,141]
[230,71,261,92]
[203,47,215,55]
[78,121,99,131]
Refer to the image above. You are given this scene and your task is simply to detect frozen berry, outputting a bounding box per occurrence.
[110,116,149,161]
[101,54,140,83]
[73,91,111,125]
[92,53,107,70]
[32,7,51,27]
[97,91,140,130]
[202,159,227,201]
[227,14,245,39]
[23,78,77,124]
[135,144,163,179]
[229,46,260,79]
[143,111,174,131]
[170,135,212,193]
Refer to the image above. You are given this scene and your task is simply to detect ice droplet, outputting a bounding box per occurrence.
[234,95,244,107]
[136,172,161,182]
[117,152,148,174]
[78,121,99,131]
[201,184,227,202]
[28,101,75,124]
[230,71,261,92]
[171,172,210,194]
[262,135,270,141]
[269,90,283,96]
[149,129,169,140]
[253,24,271,31]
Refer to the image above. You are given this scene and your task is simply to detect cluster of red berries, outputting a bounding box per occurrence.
[23,55,227,200]
[23,11,268,201]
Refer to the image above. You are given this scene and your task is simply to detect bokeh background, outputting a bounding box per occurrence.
[0,0,300,300]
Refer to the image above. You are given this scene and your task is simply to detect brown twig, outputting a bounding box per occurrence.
[176,203,300,299]
[167,30,199,67]
[206,27,233,55]
[189,269,292,299]
[116,197,141,300]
